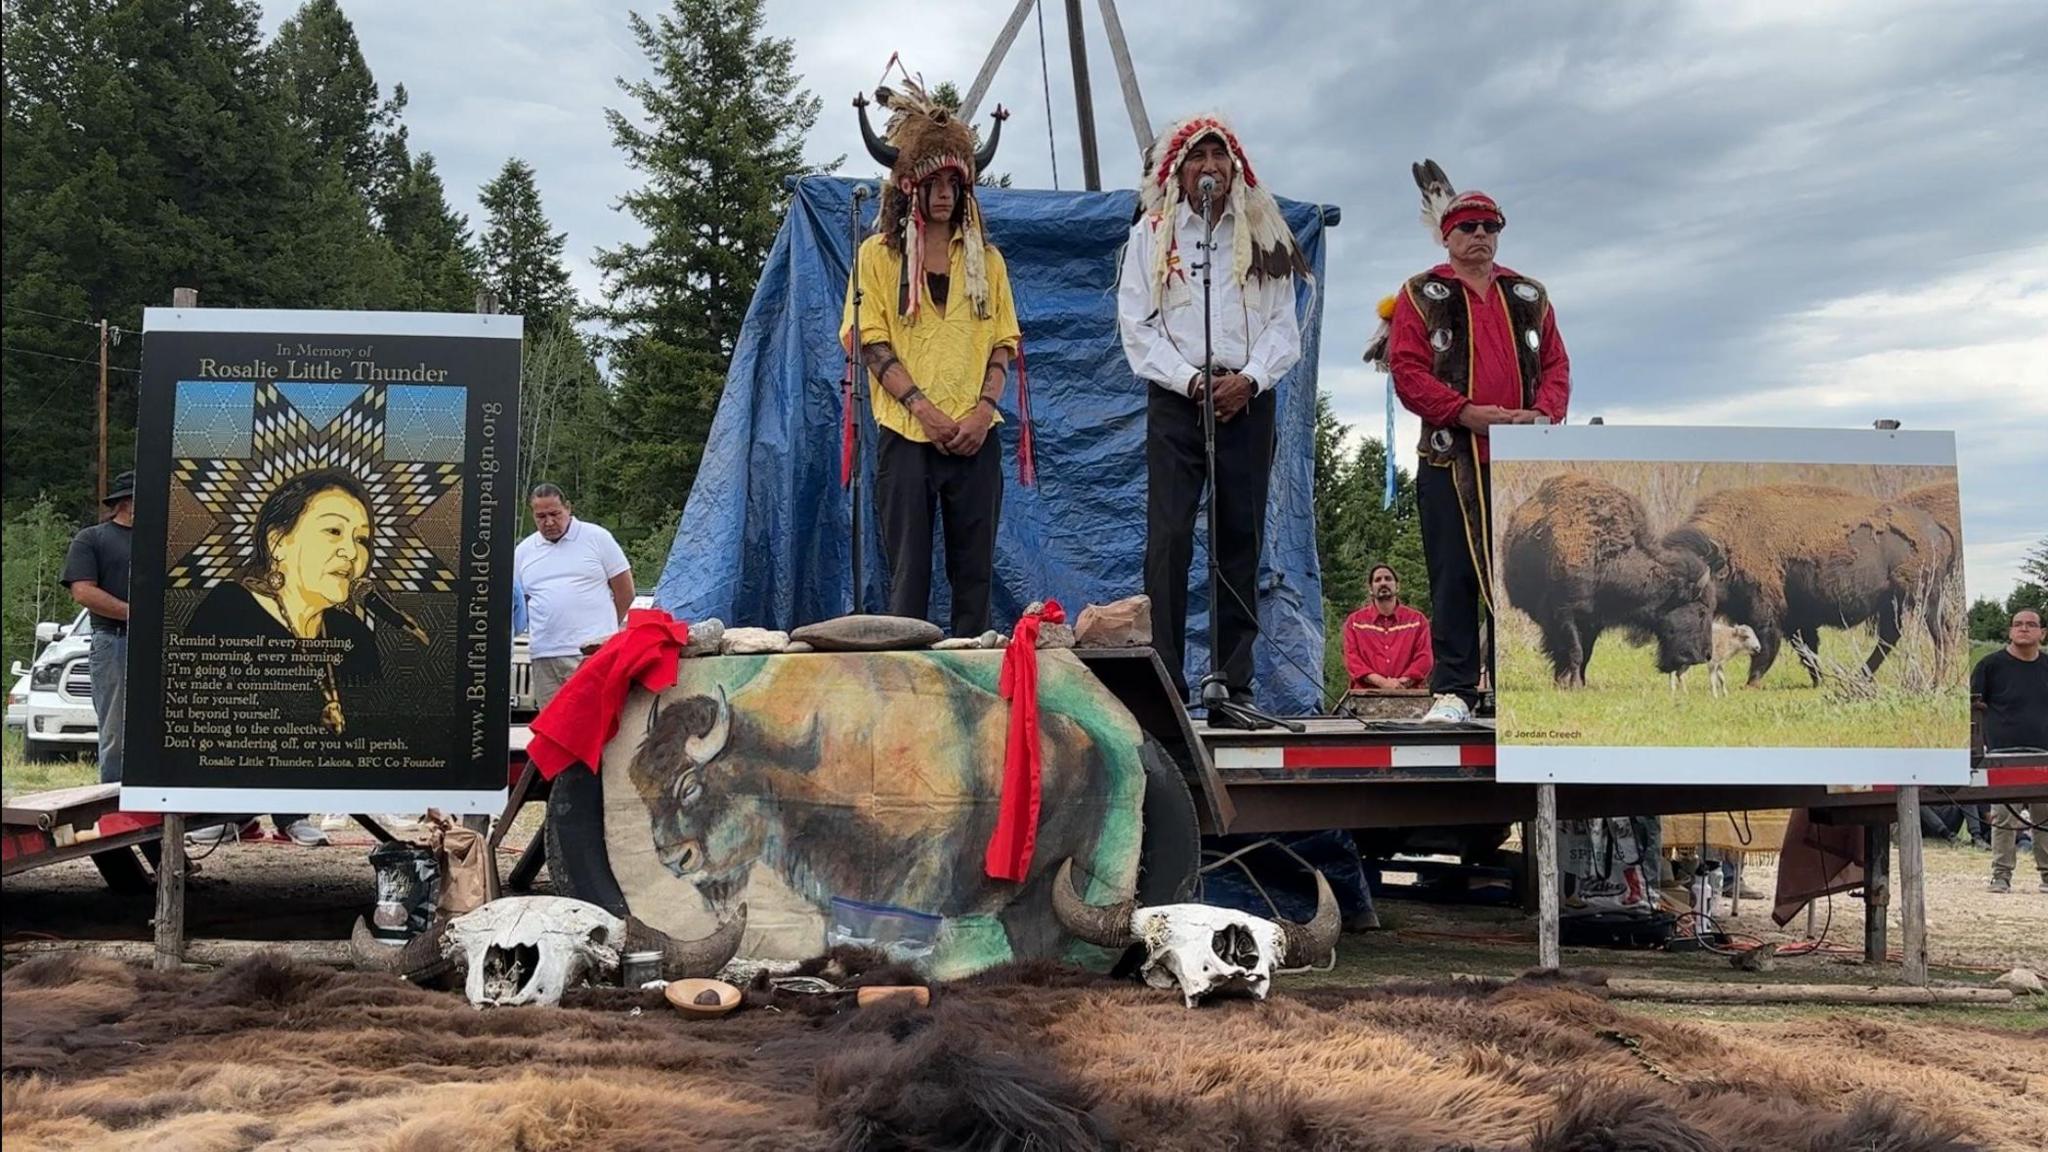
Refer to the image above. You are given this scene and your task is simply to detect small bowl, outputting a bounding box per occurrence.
[665,978,742,1019]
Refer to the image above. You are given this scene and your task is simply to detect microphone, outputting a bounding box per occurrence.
[358,585,430,645]
[853,182,871,202]
[1198,174,1217,205]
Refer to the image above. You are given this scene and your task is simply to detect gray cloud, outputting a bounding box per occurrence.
[275,0,2045,596]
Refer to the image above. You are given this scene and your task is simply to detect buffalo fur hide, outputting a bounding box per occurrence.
[4,949,2036,1152]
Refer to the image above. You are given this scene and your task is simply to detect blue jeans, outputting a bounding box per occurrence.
[89,630,127,784]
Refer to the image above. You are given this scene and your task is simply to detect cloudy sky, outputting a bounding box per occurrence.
[268,0,2046,600]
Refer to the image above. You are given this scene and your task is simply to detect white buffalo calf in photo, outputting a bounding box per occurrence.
[1671,622,1763,698]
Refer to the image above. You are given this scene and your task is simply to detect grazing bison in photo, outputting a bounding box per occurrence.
[1663,483,1954,687]
[1503,474,1714,687]
[1899,481,1963,649]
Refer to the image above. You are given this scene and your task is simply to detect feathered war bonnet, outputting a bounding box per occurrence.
[1136,115,1310,307]
[856,76,1008,321]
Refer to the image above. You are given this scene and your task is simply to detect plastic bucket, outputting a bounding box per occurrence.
[367,841,440,944]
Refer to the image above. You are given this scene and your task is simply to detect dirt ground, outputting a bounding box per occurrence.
[4,790,2041,995]
[4,772,2044,1150]
[1,804,554,943]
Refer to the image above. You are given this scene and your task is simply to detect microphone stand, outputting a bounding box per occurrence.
[1193,180,1301,734]
[846,183,870,614]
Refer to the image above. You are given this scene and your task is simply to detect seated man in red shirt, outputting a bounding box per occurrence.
[1343,564,1433,690]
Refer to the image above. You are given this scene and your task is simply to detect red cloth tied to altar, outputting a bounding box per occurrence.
[529,608,690,780]
[985,599,1064,881]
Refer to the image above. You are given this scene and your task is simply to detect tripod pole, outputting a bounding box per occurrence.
[847,184,871,614]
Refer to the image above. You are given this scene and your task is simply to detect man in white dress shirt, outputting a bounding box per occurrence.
[514,483,634,707]
[1116,115,1308,720]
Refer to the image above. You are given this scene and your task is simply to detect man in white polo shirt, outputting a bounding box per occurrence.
[514,483,634,707]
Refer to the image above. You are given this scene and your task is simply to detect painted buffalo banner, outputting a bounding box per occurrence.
[599,649,1145,977]
[1488,426,1968,786]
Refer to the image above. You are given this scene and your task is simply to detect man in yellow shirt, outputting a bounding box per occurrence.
[843,81,1019,636]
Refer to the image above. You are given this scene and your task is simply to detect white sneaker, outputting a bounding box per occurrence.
[281,819,330,847]
[186,819,254,847]
[1421,693,1472,725]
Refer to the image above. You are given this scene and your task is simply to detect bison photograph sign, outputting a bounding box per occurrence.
[1488,425,1969,786]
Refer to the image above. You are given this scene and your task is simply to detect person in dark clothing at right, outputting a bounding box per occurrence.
[1974,607,2047,894]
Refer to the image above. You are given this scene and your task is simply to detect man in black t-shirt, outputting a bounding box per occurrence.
[1972,607,2047,894]
[60,473,135,785]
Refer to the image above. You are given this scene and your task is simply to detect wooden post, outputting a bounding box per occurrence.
[153,285,201,973]
[1603,979,2011,1006]
[153,814,187,970]
[97,319,110,506]
[1094,0,1153,155]
[1896,786,1928,985]
[959,0,1036,123]
[1063,0,1102,191]
[1863,821,1890,964]
[1532,784,1560,969]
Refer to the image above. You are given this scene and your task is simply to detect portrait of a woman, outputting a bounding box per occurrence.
[188,468,383,733]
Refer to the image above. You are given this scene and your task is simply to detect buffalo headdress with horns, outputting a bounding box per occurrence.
[855,76,1007,322]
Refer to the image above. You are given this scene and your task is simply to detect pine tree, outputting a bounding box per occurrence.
[2,0,306,516]
[479,158,574,318]
[475,156,605,526]
[268,0,406,203]
[2022,537,2048,591]
[2005,537,2047,620]
[515,310,611,522]
[593,0,828,543]
[1,497,80,675]
[1968,597,2011,643]
[1312,394,1426,698]
[379,151,480,311]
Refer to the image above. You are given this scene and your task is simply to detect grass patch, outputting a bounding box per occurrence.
[0,729,97,799]
[1496,620,1969,748]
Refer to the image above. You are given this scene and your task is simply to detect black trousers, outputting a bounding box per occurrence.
[1145,386,1276,700]
[876,427,1002,637]
[1417,458,1492,703]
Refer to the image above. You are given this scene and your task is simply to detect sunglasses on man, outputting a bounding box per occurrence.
[1452,220,1504,235]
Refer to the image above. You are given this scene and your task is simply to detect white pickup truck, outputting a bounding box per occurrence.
[10,609,99,761]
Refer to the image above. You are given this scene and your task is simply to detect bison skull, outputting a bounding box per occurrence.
[1052,859,1339,1008]
[350,894,748,1008]
[446,896,624,1007]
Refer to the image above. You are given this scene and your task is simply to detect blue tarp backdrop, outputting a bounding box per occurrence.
[656,176,1335,714]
